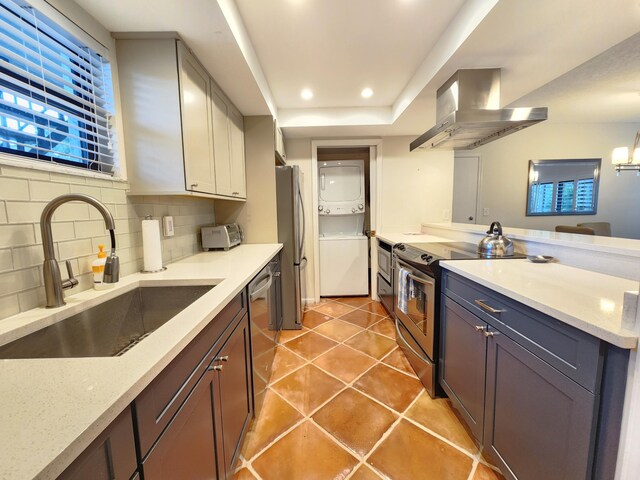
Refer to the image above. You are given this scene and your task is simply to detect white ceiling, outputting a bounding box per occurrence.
[74,0,640,138]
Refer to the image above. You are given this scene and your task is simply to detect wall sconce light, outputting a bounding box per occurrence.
[612,130,640,175]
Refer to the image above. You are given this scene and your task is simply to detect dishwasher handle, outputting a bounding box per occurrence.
[249,271,274,302]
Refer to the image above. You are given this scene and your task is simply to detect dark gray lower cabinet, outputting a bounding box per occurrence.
[142,368,219,478]
[216,312,253,478]
[440,295,487,440]
[484,330,597,480]
[58,407,137,480]
[440,271,628,480]
[142,313,252,480]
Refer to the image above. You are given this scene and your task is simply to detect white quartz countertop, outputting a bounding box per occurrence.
[376,232,453,245]
[0,243,282,480]
[440,259,639,349]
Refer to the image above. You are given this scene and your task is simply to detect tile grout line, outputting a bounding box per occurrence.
[245,300,497,479]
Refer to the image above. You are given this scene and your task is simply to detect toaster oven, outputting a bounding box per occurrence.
[201,224,242,251]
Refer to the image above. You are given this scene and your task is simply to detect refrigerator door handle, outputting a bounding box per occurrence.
[298,185,306,261]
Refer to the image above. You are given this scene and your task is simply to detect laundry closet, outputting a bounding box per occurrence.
[317,148,371,296]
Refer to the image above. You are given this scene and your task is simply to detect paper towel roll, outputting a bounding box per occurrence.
[142,218,163,272]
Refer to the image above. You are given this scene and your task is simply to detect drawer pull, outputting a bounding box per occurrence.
[216,355,229,362]
[483,331,499,338]
[474,325,486,332]
[208,364,224,371]
[475,299,506,314]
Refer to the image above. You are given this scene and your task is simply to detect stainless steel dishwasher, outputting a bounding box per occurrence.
[248,255,282,416]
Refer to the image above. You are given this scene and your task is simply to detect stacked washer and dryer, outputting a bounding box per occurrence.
[318,159,368,296]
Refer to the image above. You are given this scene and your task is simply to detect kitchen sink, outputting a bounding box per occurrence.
[0,285,214,359]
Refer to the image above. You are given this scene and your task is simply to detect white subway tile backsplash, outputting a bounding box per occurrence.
[89,204,116,220]
[74,220,110,239]
[34,222,76,244]
[52,203,91,222]
[100,188,127,204]
[1,165,49,180]
[0,268,41,295]
[58,239,94,260]
[0,295,20,319]
[29,181,70,201]
[18,287,45,312]
[73,185,103,200]
[0,178,29,201]
[0,166,215,319]
[12,245,44,269]
[6,202,48,223]
[0,224,36,247]
[50,172,87,185]
[0,249,12,272]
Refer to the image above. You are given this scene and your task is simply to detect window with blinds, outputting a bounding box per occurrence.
[0,0,116,174]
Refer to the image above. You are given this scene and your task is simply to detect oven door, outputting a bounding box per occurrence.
[394,258,435,360]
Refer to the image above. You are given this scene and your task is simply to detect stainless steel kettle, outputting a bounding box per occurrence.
[478,221,514,257]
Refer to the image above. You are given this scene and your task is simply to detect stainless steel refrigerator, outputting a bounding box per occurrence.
[276,165,307,330]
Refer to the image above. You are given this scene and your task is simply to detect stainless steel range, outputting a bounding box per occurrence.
[392,241,525,398]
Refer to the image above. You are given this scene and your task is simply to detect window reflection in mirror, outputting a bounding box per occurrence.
[526,159,601,216]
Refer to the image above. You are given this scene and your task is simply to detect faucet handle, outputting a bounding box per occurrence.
[103,254,120,284]
[62,260,79,290]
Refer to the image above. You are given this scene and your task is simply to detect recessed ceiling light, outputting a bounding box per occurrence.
[300,88,313,100]
[361,88,373,98]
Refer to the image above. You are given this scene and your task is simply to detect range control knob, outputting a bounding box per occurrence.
[325,209,331,214]
[397,244,406,251]
[352,207,356,213]
[421,254,433,262]
[318,205,324,212]
[358,204,364,210]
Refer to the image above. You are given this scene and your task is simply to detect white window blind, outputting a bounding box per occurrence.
[0,0,116,174]
[576,178,595,212]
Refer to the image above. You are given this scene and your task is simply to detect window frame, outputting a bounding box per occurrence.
[0,0,117,176]
[526,158,601,216]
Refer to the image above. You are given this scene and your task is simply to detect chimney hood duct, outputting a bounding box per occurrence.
[410,69,547,151]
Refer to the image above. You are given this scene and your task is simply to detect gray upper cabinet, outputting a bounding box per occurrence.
[177,42,216,194]
[212,87,246,198]
[116,36,245,200]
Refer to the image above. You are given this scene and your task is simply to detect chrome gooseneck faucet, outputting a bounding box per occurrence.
[41,194,120,308]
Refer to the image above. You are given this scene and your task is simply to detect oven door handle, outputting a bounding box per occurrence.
[407,273,433,287]
[395,317,428,361]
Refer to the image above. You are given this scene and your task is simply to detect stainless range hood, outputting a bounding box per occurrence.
[410,69,547,151]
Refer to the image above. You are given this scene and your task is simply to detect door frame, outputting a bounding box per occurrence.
[311,138,382,303]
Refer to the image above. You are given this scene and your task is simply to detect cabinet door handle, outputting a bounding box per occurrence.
[215,355,229,362]
[474,299,506,314]
[474,325,486,332]
[208,364,223,371]
[484,331,499,338]
[232,191,240,195]
[190,183,198,188]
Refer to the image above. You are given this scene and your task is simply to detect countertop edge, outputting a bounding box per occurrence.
[1,244,282,480]
[440,261,638,350]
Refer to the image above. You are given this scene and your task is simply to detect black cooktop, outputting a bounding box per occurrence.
[394,241,526,275]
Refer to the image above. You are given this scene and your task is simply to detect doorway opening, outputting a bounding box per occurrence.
[311,139,381,304]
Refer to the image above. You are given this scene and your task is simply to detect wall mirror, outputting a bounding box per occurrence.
[526,159,601,216]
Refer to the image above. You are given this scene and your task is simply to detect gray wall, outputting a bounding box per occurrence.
[471,122,640,239]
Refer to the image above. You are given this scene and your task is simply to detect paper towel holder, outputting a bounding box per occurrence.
[141,215,167,273]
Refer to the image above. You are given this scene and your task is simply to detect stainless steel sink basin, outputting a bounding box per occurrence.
[0,285,214,358]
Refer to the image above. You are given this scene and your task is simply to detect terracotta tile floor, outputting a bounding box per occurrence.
[236,297,505,480]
